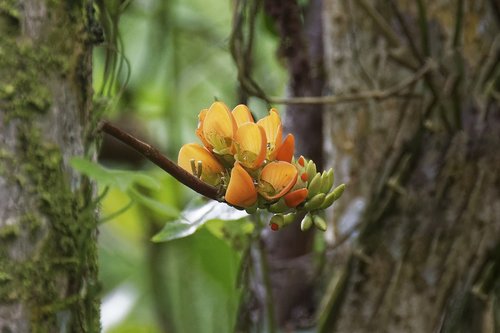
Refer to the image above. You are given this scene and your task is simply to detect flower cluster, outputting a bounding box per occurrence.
[178,102,344,231]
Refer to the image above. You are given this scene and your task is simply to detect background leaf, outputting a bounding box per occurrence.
[128,188,179,218]
[160,228,241,333]
[71,157,159,192]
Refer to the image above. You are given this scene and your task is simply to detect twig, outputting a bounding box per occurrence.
[388,0,424,64]
[269,59,435,106]
[354,0,401,48]
[387,0,448,134]
[416,0,430,58]
[451,0,465,129]
[99,121,220,201]
[229,0,269,101]
[471,35,500,94]
[452,0,465,49]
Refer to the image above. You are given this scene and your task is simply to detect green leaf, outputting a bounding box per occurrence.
[70,157,116,186]
[115,170,159,191]
[152,200,248,242]
[151,219,198,242]
[70,157,159,192]
[128,188,179,218]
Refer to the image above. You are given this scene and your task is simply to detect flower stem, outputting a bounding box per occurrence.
[99,121,220,201]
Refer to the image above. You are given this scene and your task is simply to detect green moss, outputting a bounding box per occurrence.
[0,149,11,175]
[13,125,99,330]
[0,271,12,283]
[0,0,91,122]
[0,1,100,330]
[0,0,20,20]
[0,130,98,322]
[0,123,100,327]
[0,224,20,240]
[0,38,55,120]
[20,213,42,234]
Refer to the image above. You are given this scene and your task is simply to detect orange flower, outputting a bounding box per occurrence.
[225,162,257,208]
[258,161,298,200]
[232,104,254,127]
[178,143,224,186]
[276,133,295,163]
[234,123,267,169]
[201,102,237,155]
[195,108,213,149]
[284,188,308,208]
[257,108,283,160]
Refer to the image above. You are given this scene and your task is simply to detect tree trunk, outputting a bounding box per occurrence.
[0,1,99,332]
[321,0,500,332]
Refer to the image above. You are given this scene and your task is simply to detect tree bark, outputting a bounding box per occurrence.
[321,0,500,332]
[0,1,99,332]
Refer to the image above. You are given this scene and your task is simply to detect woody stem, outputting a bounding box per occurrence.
[99,121,220,201]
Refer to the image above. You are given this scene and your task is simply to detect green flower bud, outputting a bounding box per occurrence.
[301,213,313,231]
[320,168,334,193]
[307,173,323,198]
[319,191,336,210]
[306,160,317,182]
[270,213,296,231]
[313,215,327,231]
[269,214,284,231]
[283,213,296,226]
[304,193,326,211]
[332,184,346,200]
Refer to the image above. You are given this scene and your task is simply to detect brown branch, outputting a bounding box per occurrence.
[269,59,435,106]
[354,0,402,48]
[99,121,220,201]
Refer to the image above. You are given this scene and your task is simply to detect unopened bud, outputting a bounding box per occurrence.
[307,173,323,198]
[313,215,327,231]
[332,184,346,200]
[304,193,326,211]
[300,213,313,231]
[306,160,317,181]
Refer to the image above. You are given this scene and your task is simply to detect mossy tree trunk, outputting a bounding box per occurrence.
[320,0,500,332]
[0,1,99,332]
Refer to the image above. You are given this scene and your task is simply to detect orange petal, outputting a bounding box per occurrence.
[195,108,213,149]
[284,188,308,208]
[232,104,254,127]
[202,101,237,155]
[178,143,224,186]
[234,123,267,169]
[297,155,306,167]
[276,133,295,163]
[258,161,298,200]
[225,162,257,208]
[257,108,283,160]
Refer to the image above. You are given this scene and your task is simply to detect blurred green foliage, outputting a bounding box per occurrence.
[92,0,286,331]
